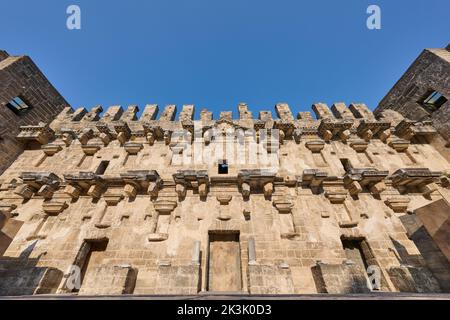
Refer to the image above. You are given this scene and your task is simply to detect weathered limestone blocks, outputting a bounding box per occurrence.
[16,122,55,145]
[331,103,355,120]
[238,103,253,120]
[160,105,177,121]
[42,200,68,215]
[275,103,294,122]
[385,197,410,213]
[391,168,441,194]
[3,100,450,296]
[312,262,371,294]
[141,104,159,121]
[312,103,334,119]
[305,140,325,153]
[179,104,195,122]
[78,265,137,295]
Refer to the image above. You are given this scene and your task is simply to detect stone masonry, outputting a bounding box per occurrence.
[375,44,450,141]
[1,99,450,295]
[0,50,68,174]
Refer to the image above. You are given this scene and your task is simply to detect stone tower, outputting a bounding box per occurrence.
[375,44,450,141]
[0,50,68,174]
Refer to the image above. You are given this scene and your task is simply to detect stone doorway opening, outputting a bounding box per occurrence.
[341,237,385,291]
[69,238,109,293]
[342,238,369,271]
[207,231,242,292]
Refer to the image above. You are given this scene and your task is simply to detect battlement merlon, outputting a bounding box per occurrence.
[41,102,443,145]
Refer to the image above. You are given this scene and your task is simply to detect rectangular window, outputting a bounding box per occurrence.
[95,161,110,175]
[5,96,33,116]
[421,90,448,112]
[218,160,228,174]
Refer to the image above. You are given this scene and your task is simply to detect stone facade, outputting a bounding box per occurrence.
[1,100,450,296]
[0,50,69,174]
[375,44,450,141]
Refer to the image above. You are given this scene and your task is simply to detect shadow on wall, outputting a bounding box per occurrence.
[389,236,447,293]
[0,241,63,296]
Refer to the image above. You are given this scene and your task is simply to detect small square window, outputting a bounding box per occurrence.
[95,161,110,175]
[218,160,228,174]
[420,91,448,112]
[5,96,33,116]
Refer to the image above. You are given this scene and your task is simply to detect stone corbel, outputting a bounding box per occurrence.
[60,129,76,147]
[216,195,232,220]
[305,140,325,153]
[164,130,172,145]
[272,198,294,214]
[175,183,186,199]
[103,190,124,206]
[113,121,131,145]
[123,183,138,198]
[263,182,274,197]
[324,189,347,204]
[198,183,208,198]
[146,130,155,145]
[420,182,438,196]
[343,168,389,197]
[124,142,143,155]
[64,172,106,199]
[293,129,302,144]
[349,140,369,153]
[385,197,410,213]
[14,184,36,199]
[120,170,162,198]
[339,129,351,142]
[64,185,81,200]
[81,144,101,155]
[356,120,391,142]
[389,139,410,152]
[87,183,105,199]
[379,129,391,143]
[148,199,177,241]
[302,169,328,189]
[77,128,94,145]
[16,122,55,145]
[391,168,441,193]
[42,200,68,216]
[17,172,61,200]
[0,203,17,229]
[241,182,250,198]
[41,144,62,156]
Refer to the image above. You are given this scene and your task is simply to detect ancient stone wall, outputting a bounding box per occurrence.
[0,50,68,174]
[375,45,450,140]
[0,102,450,295]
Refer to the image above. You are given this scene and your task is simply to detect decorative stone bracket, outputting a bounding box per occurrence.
[15,172,61,200]
[302,169,328,189]
[356,119,391,141]
[148,199,178,241]
[16,122,55,145]
[173,170,209,199]
[389,139,410,152]
[120,170,162,198]
[385,197,410,213]
[0,203,17,229]
[318,118,353,142]
[237,169,277,198]
[305,140,325,153]
[64,172,106,199]
[343,168,389,196]
[391,168,441,195]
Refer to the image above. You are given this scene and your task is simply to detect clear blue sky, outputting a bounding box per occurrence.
[1,0,449,119]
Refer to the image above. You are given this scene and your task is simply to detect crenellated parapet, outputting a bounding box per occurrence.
[17,102,443,156]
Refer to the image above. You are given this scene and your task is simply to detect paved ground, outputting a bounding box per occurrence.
[1,293,450,300]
